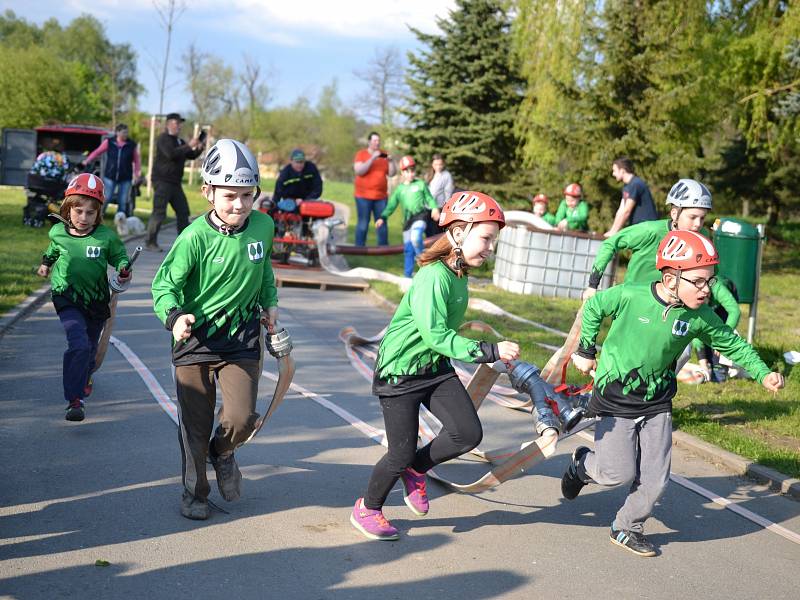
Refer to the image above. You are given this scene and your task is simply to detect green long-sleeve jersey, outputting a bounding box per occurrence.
[577,282,770,417]
[41,223,130,321]
[554,200,589,231]
[373,260,492,396]
[589,218,741,340]
[151,211,278,365]
[382,179,437,230]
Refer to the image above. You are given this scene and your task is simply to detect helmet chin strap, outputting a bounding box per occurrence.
[446,222,473,277]
[662,268,685,321]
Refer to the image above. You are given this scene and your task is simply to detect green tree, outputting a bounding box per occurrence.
[402,0,524,199]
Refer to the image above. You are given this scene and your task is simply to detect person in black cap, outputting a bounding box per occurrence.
[145,113,205,251]
[272,148,323,207]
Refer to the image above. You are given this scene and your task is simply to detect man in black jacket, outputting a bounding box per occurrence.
[146,113,204,251]
[273,148,323,204]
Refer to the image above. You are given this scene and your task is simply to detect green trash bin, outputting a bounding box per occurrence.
[713,218,761,304]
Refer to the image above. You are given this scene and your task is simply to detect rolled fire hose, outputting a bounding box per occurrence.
[240,327,296,446]
[339,323,595,493]
[93,245,143,372]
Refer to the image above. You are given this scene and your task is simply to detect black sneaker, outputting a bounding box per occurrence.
[561,446,590,500]
[610,527,657,557]
[210,450,242,501]
[145,242,163,252]
[65,399,85,422]
[181,490,210,520]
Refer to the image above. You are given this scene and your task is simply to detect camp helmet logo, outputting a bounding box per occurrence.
[247,241,264,262]
[85,246,101,259]
[672,319,690,336]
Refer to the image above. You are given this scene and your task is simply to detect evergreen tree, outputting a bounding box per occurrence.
[402,0,524,200]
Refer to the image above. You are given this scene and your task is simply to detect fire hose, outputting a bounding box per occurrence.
[339,321,596,493]
[93,245,143,372]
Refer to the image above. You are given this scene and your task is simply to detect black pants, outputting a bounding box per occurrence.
[147,180,190,244]
[364,376,482,510]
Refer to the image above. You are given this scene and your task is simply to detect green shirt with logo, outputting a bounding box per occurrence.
[42,223,130,321]
[373,260,488,396]
[578,282,770,417]
[381,179,437,230]
[151,211,278,365]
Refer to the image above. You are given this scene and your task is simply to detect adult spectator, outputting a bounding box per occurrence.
[555,183,589,232]
[145,113,204,251]
[605,157,657,237]
[427,153,454,208]
[273,148,323,203]
[353,131,396,246]
[83,123,141,217]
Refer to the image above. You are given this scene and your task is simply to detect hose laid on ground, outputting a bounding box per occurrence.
[339,323,596,493]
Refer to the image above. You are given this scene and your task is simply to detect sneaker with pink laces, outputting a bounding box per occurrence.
[350,498,399,541]
[401,467,429,516]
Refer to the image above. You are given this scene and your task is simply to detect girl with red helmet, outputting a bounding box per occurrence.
[37,173,132,422]
[350,191,520,541]
[563,230,784,557]
[554,183,589,232]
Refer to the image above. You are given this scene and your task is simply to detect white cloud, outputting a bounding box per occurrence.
[15,0,455,44]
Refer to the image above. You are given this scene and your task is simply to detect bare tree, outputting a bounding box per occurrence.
[353,46,406,126]
[153,0,187,114]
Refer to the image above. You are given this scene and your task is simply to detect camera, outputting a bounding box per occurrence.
[379,152,388,158]
[198,129,208,143]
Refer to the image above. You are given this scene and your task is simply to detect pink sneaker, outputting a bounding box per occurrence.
[401,467,429,516]
[350,498,399,541]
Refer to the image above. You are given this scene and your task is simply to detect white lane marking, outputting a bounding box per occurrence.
[112,333,800,547]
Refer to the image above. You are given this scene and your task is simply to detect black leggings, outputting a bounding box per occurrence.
[364,376,483,510]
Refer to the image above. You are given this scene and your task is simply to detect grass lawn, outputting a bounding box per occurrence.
[1,181,797,477]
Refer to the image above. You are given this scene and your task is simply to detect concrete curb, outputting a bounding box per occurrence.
[365,283,800,501]
[672,430,800,500]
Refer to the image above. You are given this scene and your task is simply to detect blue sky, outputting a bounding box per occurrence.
[3,0,456,118]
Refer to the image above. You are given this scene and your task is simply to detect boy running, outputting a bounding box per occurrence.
[151,139,278,520]
[375,156,439,277]
[563,230,784,557]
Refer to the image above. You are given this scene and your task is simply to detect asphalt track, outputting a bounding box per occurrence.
[1,227,798,599]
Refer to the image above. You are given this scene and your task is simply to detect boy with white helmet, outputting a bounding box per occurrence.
[151,139,279,520]
[582,180,740,343]
[564,230,784,557]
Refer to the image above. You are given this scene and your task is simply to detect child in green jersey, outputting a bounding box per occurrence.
[151,139,278,521]
[555,183,589,232]
[351,191,521,541]
[531,193,557,229]
[375,156,440,277]
[562,230,784,557]
[583,178,740,380]
[37,173,131,422]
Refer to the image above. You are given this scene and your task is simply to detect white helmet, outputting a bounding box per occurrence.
[666,178,712,210]
[201,139,260,187]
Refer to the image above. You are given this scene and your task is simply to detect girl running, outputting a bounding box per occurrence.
[351,191,520,541]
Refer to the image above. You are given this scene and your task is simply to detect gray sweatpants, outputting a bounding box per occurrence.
[175,359,261,501]
[581,412,672,532]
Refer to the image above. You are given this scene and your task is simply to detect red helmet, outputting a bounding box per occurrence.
[532,193,548,205]
[65,173,105,203]
[398,155,416,171]
[439,191,505,229]
[656,230,719,271]
[564,183,582,198]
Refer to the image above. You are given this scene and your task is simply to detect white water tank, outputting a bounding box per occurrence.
[493,217,616,299]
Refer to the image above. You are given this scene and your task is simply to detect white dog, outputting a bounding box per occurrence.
[114,212,129,237]
[125,216,146,235]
